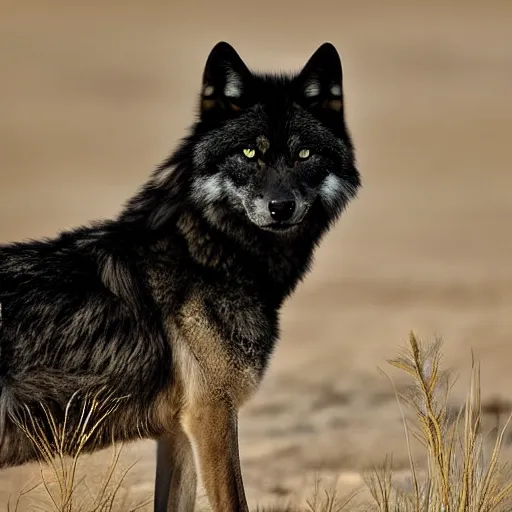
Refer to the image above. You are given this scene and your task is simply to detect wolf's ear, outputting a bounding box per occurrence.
[296,43,344,114]
[200,42,253,116]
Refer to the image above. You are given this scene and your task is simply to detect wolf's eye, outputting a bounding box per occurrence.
[243,148,256,159]
[298,149,311,160]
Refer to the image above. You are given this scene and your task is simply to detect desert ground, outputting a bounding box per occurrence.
[0,0,511,509]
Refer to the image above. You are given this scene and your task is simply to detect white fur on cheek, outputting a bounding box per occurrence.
[319,174,344,207]
[191,175,224,204]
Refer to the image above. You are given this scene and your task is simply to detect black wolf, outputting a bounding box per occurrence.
[0,42,361,511]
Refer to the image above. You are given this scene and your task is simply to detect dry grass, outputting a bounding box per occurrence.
[364,332,512,512]
[5,332,512,511]
[7,389,149,512]
[255,479,361,512]
[259,332,512,512]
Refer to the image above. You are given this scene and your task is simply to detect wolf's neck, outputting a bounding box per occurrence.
[173,209,316,306]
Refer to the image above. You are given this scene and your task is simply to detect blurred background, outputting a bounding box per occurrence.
[0,0,511,509]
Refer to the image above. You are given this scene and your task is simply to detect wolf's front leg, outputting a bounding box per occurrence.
[182,400,250,512]
[154,427,197,512]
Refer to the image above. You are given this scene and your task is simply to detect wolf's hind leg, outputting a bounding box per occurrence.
[154,427,197,512]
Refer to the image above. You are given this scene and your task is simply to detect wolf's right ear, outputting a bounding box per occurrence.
[296,42,344,114]
[200,42,253,116]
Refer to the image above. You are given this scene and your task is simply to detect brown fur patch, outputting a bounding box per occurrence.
[328,99,343,111]
[256,135,270,154]
[153,290,261,433]
[201,98,217,111]
[176,296,261,406]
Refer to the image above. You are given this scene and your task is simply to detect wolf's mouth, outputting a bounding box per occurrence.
[261,222,301,233]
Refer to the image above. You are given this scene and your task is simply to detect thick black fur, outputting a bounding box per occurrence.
[0,42,361,468]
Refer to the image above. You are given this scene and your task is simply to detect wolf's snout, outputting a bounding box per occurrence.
[268,200,296,222]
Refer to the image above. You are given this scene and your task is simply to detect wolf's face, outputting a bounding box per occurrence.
[186,42,360,235]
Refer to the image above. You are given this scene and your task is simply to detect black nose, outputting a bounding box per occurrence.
[268,200,296,222]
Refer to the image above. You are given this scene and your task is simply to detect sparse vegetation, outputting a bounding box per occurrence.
[365,332,512,512]
[7,390,149,512]
[5,332,512,511]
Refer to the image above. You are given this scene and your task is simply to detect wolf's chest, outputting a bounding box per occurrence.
[168,292,276,405]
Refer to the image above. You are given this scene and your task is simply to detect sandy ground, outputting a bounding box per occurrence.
[0,0,511,509]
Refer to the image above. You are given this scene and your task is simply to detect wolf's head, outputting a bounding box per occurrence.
[139,42,360,239]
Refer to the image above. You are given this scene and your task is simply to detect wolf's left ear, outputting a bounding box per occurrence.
[296,43,344,114]
[200,42,253,116]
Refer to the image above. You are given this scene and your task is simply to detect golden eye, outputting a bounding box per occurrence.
[243,148,256,159]
[298,149,311,160]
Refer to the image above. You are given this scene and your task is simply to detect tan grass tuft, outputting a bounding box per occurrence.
[8,389,148,512]
[366,331,512,512]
